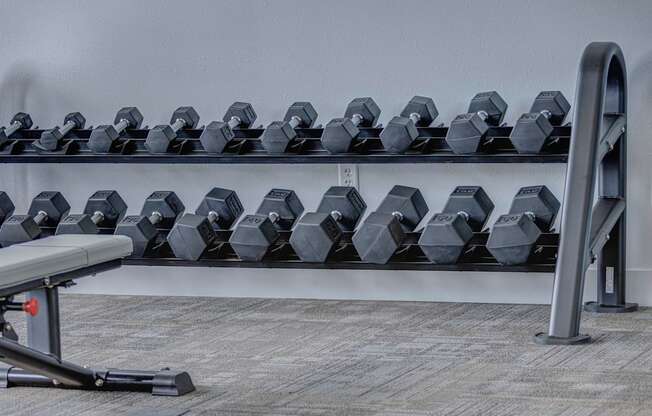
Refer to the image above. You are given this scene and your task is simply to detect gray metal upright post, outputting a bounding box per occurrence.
[26,288,61,358]
[535,42,633,345]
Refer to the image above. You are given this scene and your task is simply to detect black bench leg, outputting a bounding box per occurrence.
[0,337,194,396]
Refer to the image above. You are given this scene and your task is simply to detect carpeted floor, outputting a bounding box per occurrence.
[1,295,652,415]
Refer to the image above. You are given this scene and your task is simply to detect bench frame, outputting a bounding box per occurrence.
[0,260,195,396]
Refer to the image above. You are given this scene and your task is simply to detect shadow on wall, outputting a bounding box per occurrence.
[0,61,88,202]
[0,61,81,127]
[0,62,37,117]
[628,51,652,154]
[621,50,652,269]
[0,62,39,202]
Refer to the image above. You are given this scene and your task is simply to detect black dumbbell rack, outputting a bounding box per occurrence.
[0,42,632,344]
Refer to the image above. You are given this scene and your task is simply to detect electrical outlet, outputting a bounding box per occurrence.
[338,164,359,188]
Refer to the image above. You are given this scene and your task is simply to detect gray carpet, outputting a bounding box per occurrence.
[1,295,652,415]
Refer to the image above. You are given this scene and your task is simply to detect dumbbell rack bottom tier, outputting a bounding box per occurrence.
[123,232,560,273]
[123,259,557,273]
[34,228,559,272]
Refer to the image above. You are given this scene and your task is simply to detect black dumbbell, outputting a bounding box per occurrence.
[0,192,15,225]
[379,96,438,153]
[0,191,70,247]
[145,107,200,153]
[56,190,127,235]
[445,91,508,154]
[261,102,318,153]
[37,112,86,151]
[114,191,185,256]
[200,102,257,153]
[510,91,571,154]
[486,185,560,265]
[88,107,144,153]
[321,97,381,153]
[0,113,33,146]
[167,188,244,260]
[352,185,428,264]
[418,186,494,264]
[229,189,304,261]
[289,186,367,262]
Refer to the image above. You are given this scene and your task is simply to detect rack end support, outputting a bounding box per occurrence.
[583,301,638,313]
[533,332,591,345]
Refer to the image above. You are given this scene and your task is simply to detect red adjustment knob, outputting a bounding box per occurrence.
[22,298,39,317]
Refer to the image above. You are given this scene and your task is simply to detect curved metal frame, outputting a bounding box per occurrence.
[536,42,635,345]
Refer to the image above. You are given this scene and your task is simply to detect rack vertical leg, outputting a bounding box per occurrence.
[534,42,628,345]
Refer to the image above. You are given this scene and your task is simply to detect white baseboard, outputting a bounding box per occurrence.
[69,266,652,306]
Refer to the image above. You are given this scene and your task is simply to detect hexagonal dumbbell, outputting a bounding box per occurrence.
[114,191,185,256]
[379,96,438,153]
[167,188,244,260]
[56,190,128,235]
[0,191,70,247]
[0,112,33,146]
[0,192,15,225]
[229,189,304,261]
[510,91,571,154]
[418,186,494,264]
[88,107,144,153]
[445,91,508,154]
[200,102,257,153]
[145,107,200,153]
[321,97,381,153]
[37,112,86,151]
[289,186,367,262]
[486,185,560,265]
[261,102,318,153]
[352,185,428,264]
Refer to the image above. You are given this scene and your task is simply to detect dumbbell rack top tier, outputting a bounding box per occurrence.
[0,126,571,164]
[1,42,630,344]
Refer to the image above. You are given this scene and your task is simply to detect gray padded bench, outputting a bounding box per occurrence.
[0,235,194,396]
[0,235,131,297]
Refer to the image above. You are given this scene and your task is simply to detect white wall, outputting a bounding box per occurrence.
[0,0,651,305]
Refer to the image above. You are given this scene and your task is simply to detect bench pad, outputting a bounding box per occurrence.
[0,235,133,294]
